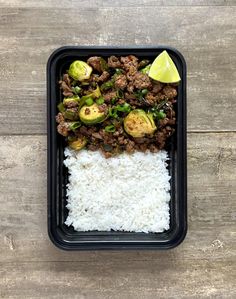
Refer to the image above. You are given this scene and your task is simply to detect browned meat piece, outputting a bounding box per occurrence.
[114,74,127,90]
[125,140,135,153]
[59,81,73,97]
[85,108,90,115]
[152,81,163,93]
[127,82,134,93]
[92,132,103,139]
[57,122,70,137]
[133,137,152,144]
[103,90,117,102]
[98,71,110,82]
[98,104,108,113]
[155,131,166,149]
[55,112,65,123]
[124,92,136,100]
[120,55,139,71]
[133,72,152,89]
[156,92,166,102]
[149,144,159,153]
[145,92,157,106]
[117,98,125,105]
[87,144,98,151]
[163,86,177,99]
[126,66,138,81]
[108,56,122,68]
[87,56,103,73]
[138,59,150,69]
[59,74,73,97]
[89,74,99,82]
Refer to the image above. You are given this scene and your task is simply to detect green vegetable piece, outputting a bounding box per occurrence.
[68,60,93,81]
[69,121,81,131]
[104,125,116,133]
[63,96,80,106]
[85,97,94,106]
[124,109,157,138]
[69,137,87,151]
[57,102,65,113]
[115,103,131,113]
[115,68,124,75]
[63,109,79,121]
[116,89,124,98]
[141,89,148,95]
[156,110,166,119]
[140,64,151,75]
[81,85,101,101]
[72,86,82,94]
[100,80,114,91]
[79,103,107,125]
[96,97,105,105]
[100,57,108,72]
[109,107,118,119]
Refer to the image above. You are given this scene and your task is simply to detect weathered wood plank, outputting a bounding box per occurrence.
[0,133,235,263]
[0,7,236,134]
[0,0,235,8]
[0,260,235,299]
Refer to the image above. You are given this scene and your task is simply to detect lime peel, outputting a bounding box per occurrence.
[148,50,181,83]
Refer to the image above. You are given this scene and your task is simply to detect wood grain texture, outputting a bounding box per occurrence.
[0,260,235,299]
[0,6,236,134]
[0,0,235,8]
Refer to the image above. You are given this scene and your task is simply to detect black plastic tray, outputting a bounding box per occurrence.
[47,46,187,250]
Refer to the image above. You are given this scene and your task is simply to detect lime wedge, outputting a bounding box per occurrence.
[148,50,181,83]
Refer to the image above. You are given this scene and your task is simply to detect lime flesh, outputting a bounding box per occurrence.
[148,50,181,83]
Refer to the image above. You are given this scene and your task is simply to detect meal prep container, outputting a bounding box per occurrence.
[47,46,187,250]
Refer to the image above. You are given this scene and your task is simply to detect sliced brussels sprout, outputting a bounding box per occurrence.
[63,96,80,106]
[63,108,79,121]
[69,137,87,151]
[79,103,107,125]
[124,109,157,138]
[68,60,93,81]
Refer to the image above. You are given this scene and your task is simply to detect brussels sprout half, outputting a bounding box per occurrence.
[124,109,157,138]
[68,60,92,81]
[79,103,107,125]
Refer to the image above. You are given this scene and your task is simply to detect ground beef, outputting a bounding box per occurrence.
[114,74,127,90]
[55,112,65,123]
[145,92,157,106]
[57,122,70,137]
[85,108,90,115]
[103,90,117,102]
[108,56,122,68]
[59,81,73,97]
[125,140,135,153]
[87,56,103,73]
[98,103,108,113]
[152,81,163,93]
[98,71,110,82]
[163,86,177,99]
[133,72,152,89]
[121,55,139,71]
[127,82,134,93]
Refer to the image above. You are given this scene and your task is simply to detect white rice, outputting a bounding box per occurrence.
[64,148,171,233]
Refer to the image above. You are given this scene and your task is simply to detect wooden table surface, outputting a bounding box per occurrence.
[0,0,236,298]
